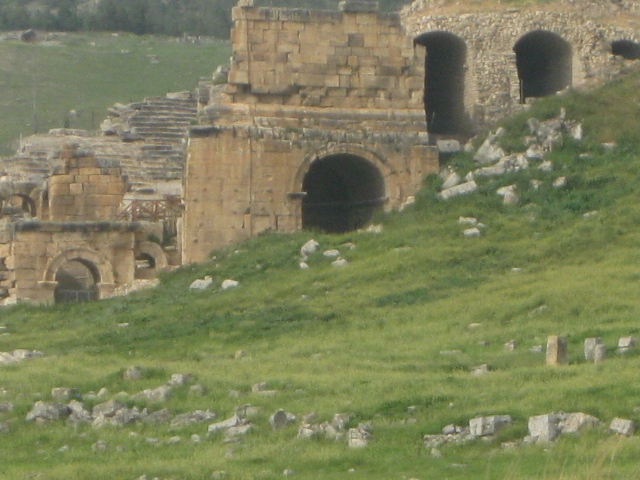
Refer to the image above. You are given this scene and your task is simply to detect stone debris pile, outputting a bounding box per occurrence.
[438,110,585,205]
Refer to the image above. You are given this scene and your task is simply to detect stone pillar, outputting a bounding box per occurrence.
[584,337,602,361]
[546,335,568,366]
[594,343,607,363]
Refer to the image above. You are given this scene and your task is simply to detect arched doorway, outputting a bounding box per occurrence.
[514,30,572,103]
[54,259,100,303]
[414,31,468,135]
[301,154,386,233]
[611,40,640,60]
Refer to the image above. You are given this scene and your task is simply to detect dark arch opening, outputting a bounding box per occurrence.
[514,30,572,103]
[611,40,640,60]
[414,31,468,135]
[54,259,100,303]
[301,154,386,233]
[135,252,157,279]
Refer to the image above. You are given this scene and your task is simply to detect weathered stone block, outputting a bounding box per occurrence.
[610,418,635,436]
[584,337,603,361]
[469,415,512,437]
[528,414,560,442]
[546,335,568,366]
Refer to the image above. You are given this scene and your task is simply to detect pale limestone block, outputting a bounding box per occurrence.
[546,335,568,366]
[528,414,560,442]
[610,418,635,436]
[584,337,603,361]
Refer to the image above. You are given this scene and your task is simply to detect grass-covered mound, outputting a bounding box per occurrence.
[3,71,640,480]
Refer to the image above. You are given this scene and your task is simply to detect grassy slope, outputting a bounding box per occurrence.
[0,33,230,155]
[3,57,640,480]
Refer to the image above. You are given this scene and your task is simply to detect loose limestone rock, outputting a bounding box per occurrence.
[439,180,478,200]
[348,423,372,448]
[221,279,239,290]
[300,239,319,257]
[584,338,603,361]
[189,276,213,291]
[617,337,637,354]
[469,415,512,437]
[610,418,636,436]
[26,401,72,423]
[546,335,568,366]
[528,414,561,443]
[474,128,506,165]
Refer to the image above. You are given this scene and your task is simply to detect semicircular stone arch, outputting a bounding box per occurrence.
[514,29,572,103]
[294,146,392,233]
[414,30,469,135]
[134,241,168,279]
[43,247,115,285]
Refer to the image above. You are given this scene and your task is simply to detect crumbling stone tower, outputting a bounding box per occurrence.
[183,0,439,263]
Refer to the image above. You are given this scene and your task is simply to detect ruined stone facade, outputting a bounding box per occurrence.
[183,0,640,263]
[0,147,169,305]
[183,0,439,263]
[3,0,640,301]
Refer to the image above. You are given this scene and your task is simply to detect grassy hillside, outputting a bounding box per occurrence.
[0,32,230,155]
[3,66,640,480]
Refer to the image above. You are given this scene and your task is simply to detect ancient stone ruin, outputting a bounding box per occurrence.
[2,0,640,303]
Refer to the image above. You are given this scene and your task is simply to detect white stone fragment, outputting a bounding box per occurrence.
[610,418,635,436]
[221,279,239,290]
[463,228,481,238]
[189,276,213,291]
[438,180,478,200]
[458,216,477,226]
[528,414,560,443]
[300,239,319,257]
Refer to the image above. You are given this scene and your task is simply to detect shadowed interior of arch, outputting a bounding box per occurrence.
[514,30,572,103]
[611,39,640,60]
[414,31,468,135]
[54,259,100,303]
[135,252,157,279]
[301,154,386,233]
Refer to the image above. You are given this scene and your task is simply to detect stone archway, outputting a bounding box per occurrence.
[514,30,572,103]
[414,31,468,135]
[133,241,168,279]
[298,152,387,233]
[43,248,115,303]
[54,259,100,303]
[611,40,640,60]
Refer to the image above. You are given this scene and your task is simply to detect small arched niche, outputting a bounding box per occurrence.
[414,31,468,135]
[54,259,100,303]
[301,153,386,233]
[611,40,640,60]
[514,30,572,103]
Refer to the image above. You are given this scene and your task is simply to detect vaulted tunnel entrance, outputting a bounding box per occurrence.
[54,259,100,303]
[301,154,386,233]
[611,40,640,60]
[514,30,572,103]
[414,31,468,135]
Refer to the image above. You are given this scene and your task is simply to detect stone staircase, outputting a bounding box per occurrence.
[0,92,199,190]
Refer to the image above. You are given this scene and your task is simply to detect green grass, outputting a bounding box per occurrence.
[0,32,230,155]
[4,47,640,480]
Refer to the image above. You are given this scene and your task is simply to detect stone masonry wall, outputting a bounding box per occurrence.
[48,146,127,222]
[183,1,439,263]
[0,222,139,305]
[401,6,640,128]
